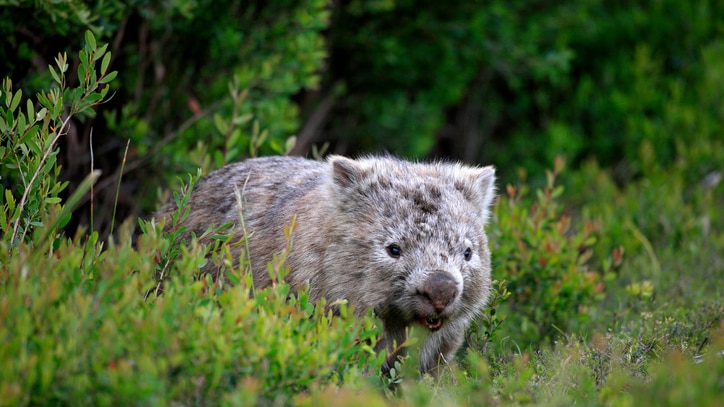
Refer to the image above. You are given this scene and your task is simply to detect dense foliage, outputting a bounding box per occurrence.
[1,1,723,405]
[2,0,329,233]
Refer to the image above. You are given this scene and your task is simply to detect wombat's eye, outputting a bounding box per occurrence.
[386,244,402,259]
[463,247,472,261]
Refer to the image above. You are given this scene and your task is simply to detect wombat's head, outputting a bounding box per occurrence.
[326,155,496,332]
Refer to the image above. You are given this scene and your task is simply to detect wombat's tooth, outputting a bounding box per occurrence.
[417,315,443,331]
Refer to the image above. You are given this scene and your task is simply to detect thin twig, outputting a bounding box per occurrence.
[10,115,72,248]
[109,139,131,238]
[90,128,95,231]
[233,172,254,291]
[11,154,30,243]
[627,219,661,277]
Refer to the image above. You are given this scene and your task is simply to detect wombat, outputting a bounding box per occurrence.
[155,155,496,375]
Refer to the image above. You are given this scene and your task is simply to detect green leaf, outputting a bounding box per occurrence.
[79,48,89,70]
[36,108,47,122]
[58,180,69,193]
[101,52,111,75]
[41,153,58,175]
[96,43,108,60]
[5,188,15,213]
[99,71,117,84]
[48,65,61,85]
[27,138,41,155]
[40,170,101,246]
[213,113,228,135]
[10,89,21,112]
[77,64,88,89]
[83,93,104,105]
[233,113,253,125]
[89,70,98,87]
[42,132,56,151]
[228,128,241,146]
[16,112,26,134]
[57,212,72,229]
[0,204,6,232]
[2,78,11,104]
[284,135,297,153]
[257,129,269,146]
[67,87,82,106]
[36,91,49,110]
[26,99,34,121]
[18,124,39,145]
[85,30,96,50]
[2,109,11,129]
[55,52,68,73]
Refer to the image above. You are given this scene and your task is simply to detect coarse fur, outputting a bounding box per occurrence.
[155,155,497,375]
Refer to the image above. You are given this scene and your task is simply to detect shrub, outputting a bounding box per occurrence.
[490,157,621,348]
[1,30,115,249]
[1,1,331,236]
[0,215,383,405]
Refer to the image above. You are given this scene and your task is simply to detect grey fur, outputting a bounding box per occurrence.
[155,155,496,375]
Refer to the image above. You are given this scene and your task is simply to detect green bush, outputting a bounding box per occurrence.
[490,157,620,347]
[1,1,331,233]
[0,217,383,405]
[1,30,114,248]
[566,144,723,346]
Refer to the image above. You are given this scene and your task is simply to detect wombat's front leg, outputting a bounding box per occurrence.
[418,318,468,376]
[379,318,468,376]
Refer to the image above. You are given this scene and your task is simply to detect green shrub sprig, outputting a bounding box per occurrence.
[492,157,621,347]
[1,30,116,251]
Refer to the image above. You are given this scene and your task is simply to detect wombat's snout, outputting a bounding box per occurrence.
[419,271,458,313]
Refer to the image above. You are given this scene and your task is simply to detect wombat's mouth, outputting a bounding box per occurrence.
[418,315,443,331]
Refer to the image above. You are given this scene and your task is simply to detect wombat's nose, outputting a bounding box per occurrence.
[420,271,458,313]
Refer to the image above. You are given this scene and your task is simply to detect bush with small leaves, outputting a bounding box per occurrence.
[1,31,116,250]
[491,157,621,347]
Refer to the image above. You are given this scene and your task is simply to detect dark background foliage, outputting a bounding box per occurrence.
[2,0,722,236]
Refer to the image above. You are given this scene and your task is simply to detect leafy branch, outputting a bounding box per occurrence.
[1,30,118,250]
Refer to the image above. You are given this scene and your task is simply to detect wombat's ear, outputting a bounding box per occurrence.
[471,166,496,223]
[329,155,364,189]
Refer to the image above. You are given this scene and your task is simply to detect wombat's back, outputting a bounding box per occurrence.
[154,156,332,287]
